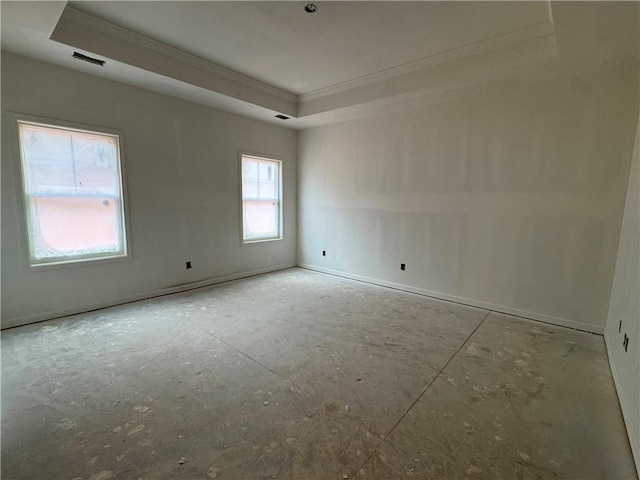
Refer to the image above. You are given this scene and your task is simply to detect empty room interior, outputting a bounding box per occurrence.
[2,1,639,479]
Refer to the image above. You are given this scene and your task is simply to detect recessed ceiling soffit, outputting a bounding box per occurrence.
[50,4,557,122]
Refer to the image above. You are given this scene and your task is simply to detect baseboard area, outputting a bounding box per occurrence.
[605,335,640,476]
[298,263,604,335]
[1,263,296,330]
[4,261,605,335]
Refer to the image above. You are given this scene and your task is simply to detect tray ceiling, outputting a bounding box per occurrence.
[1,2,638,129]
[66,1,552,96]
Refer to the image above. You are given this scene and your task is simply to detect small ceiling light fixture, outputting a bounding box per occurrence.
[304,3,317,14]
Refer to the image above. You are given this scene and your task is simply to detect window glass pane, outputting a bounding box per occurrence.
[18,121,126,264]
[257,162,277,200]
[30,197,121,259]
[242,159,259,198]
[241,155,281,241]
[21,124,119,196]
[21,126,75,194]
[243,200,278,240]
[73,135,119,194]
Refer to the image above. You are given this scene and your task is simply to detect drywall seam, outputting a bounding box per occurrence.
[1,263,296,330]
[298,263,604,335]
[605,335,640,475]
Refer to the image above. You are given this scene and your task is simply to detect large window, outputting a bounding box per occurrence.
[241,154,282,242]
[17,120,128,266]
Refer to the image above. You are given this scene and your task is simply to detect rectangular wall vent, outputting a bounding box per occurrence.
[72,52,106,66]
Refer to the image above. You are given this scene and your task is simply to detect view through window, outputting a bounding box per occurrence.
[241,155,281,242]
[17,121,127,265]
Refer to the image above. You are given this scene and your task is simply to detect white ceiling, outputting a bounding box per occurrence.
[67,1,550,96]
[1,1,638,129]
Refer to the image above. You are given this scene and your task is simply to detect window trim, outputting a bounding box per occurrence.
[10,113,132,270]
[239,151,283,245]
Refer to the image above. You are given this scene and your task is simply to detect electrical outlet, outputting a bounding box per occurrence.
[186,261,192,270]
[400,263,406,271]
[322,250,326,256]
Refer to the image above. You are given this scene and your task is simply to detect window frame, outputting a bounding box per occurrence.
[239,152,283,245]
[11,113,131,269]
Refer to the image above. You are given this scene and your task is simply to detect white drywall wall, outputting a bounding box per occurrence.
[605,111,640,473]
[298,63,639,333]
[1,52,297,328]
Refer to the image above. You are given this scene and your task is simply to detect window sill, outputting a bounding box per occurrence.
[242,236,283,245]
[27,252,130,273]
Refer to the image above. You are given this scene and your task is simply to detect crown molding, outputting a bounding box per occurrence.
[299,20,556,104]
[62,7,296,104]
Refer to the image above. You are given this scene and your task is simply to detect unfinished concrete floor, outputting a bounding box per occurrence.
[2,268,636,479]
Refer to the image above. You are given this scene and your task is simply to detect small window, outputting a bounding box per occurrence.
[241,154,282,243]
[17,120,128,266]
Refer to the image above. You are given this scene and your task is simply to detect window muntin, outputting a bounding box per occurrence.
[17,121,127,266]
[241,155,282,242]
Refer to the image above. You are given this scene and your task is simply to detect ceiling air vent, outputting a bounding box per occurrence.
[72,52,106,66]
[275,115,290,120]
